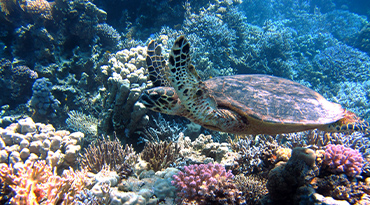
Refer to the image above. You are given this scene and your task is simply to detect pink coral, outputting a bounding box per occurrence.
[172,163,244,204]
[323,144,363,177]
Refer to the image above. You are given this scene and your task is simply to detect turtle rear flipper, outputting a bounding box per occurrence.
[323,110,369,133]
[146,40,169,87]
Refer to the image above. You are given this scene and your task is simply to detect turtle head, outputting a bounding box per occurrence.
[325,110,369,133]
[140,87,184,116]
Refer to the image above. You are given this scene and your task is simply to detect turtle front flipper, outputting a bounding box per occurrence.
[146,40,169,87]
[167,36,220,122]
[140,87,185,116]
[323,110,369,133]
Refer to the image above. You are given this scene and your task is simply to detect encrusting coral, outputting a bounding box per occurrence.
[0,160,89,205]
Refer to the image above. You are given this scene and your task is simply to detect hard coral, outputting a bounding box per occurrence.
[234,174,268,204]
[21,0,53,20]
[323,144,363,177]
[172,163,244,205]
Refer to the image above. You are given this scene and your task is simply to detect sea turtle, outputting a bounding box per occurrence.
[140,36,369,135]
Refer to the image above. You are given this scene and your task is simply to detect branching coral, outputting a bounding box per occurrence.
[172,163,244,204]
[138,113,186,143]
[234,174,268,204]
[228,135,279,176]
[140,141,180,172]
[322,144,364,177]
[0,160,89,205]
[78,138,138,178]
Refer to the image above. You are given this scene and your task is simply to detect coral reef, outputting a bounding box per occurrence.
[0,160,89,205]
[95,23,122,48]
[0,117,84,169]
[175,133,239,168]
[322,144,364,177]
[229,135,279,176]
[264,147,316,203]
[141,141,180,172]
[172,162,244,204]
[78,137,138,178]
[234,174,268,205]
[29,77,60,118]
[98,45,150,139]
[0,58,38,107]
[65,110,99,138]
[137,113,186,143]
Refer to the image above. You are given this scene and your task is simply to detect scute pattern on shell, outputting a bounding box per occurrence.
[204,74,345,125]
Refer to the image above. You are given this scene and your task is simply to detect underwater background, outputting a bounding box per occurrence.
[1,0,370,204]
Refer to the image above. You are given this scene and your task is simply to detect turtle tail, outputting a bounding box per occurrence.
[324,110,369,133]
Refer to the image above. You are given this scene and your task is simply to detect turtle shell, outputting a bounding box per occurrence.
[204,74,345,125]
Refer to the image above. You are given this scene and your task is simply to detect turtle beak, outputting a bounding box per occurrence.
[139,90,160,109]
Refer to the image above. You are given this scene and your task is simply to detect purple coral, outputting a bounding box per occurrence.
[323,144,363,177]
[172,163,240,203]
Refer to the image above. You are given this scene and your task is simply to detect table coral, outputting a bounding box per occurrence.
[172,162,244,204]
[322,144,364,177]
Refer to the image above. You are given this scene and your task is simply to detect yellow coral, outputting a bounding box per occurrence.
[275,147,292,161]
[20,0,53,20]
[0,160,52,205]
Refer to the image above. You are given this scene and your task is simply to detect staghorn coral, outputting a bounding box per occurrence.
[171,163,244,204]
[0,160,89,205]
[78,137,138,177]
[234,174,268,205]
[141,141,180,172]
[322,144,364,177]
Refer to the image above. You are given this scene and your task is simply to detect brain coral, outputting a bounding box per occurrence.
[323,144,363,177]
